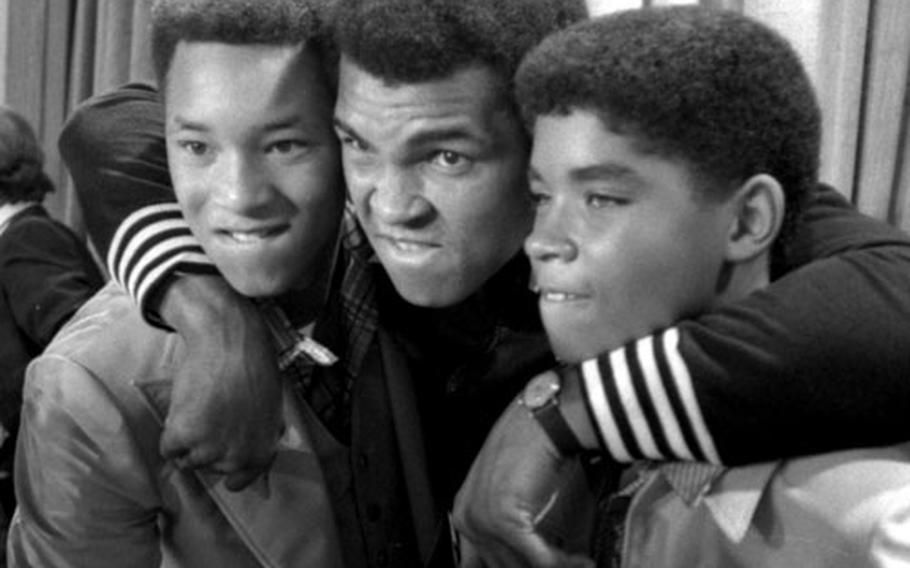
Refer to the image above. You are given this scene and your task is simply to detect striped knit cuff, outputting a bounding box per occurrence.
[579,328,721,464]
[107,203,217,328]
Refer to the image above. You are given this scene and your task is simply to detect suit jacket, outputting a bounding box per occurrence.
[618,445,910,567]
[8,282,344,567]
[0,205,103,435]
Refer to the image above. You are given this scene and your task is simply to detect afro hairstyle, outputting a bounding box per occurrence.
[516,6,821,261]
[150,0,337,92]
[0,106,54,204]
[331,0,587,87]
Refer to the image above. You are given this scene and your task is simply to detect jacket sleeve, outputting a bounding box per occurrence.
[574,183,910,466]
[60,83,216,324]
[8,354,162,568]
[0,216,104,347]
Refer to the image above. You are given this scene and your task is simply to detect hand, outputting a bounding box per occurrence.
[452,392,595,568]
[158,275,284,491]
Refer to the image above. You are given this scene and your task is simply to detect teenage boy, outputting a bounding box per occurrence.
[457,7,910,567]
[9,0,351,565]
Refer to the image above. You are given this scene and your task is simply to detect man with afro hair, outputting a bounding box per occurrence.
[456,7,910,567]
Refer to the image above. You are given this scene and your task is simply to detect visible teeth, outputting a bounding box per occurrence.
[228,230,271,242]
[543,291,578,302]
[392,240,428,252]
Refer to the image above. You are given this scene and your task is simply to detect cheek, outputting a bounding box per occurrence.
[463,179,533,247]
[340,156,372,204]
[173,184,208,232]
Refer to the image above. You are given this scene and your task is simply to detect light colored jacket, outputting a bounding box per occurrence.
[620,446,910,567]
[8,283,344,568]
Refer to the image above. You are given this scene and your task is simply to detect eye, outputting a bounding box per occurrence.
[266,139,310,156]
[177,140,209,156]
[429,150,472,174]
[586,192,629,209]
[528,189,551,208]
[336,131,368,152]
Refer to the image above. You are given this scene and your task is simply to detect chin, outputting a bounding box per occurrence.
[387,273,471,308]
[546,324,618,364]
[222,273,292,299]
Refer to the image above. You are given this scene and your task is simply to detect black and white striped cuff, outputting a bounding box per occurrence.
[107,203,215,323]
[580,328,720,464]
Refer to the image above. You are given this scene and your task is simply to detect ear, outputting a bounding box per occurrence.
[725,174,785,262]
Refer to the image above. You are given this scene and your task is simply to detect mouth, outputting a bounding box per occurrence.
[376,233,441,253]
[217,225,289,244]
[536,286,590,303]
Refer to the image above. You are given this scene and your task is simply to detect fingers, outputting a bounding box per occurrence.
[161,425,277,493]
[224,468,268,493]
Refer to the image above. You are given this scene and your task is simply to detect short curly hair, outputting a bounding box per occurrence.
[0,106,54,204]
[150,0,337,92]
[516,7,821,257]
[332,0,587,87]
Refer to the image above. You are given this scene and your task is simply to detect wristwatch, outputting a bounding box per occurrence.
[518,370,586,457]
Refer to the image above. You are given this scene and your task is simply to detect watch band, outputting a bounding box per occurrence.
[532,401,586,457]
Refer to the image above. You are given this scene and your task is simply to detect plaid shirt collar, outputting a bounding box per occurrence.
[251,206,378,378]
[335,205,379,381]
[247,208,378,439]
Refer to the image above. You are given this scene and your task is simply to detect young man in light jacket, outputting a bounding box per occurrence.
[8,0,349,565]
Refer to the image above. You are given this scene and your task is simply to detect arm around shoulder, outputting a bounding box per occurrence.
[571,209,910,466]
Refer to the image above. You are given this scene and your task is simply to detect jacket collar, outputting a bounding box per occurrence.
[0,201,38,235]
[133,377,344,568]
[658,461,781,542]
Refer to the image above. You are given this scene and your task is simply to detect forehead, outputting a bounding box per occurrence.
[531,111,696,186]
[164,41,333,124]
[334,57,517,143]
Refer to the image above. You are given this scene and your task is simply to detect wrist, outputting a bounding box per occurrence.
[159,273,261,340]
[554,366,601,452]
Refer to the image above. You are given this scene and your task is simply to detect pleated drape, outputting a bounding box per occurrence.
[1,0,153,247]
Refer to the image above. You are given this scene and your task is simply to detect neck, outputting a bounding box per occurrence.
[275,231,340,327]
[713,254,771,306]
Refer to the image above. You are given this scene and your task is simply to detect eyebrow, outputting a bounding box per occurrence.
[171,114,308,133]
[333,116,484,150]
[528,162,645,188]
[407,126,481,148]
[569,162,641,184]
[333,117,370,148]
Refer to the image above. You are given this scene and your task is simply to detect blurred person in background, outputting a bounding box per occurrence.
[0,105,104,534]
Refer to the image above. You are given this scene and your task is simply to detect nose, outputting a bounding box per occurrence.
[210,152,276,215]
[365,165,433,226]
[524,207,577,263]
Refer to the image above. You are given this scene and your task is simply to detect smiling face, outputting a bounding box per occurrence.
[164,42,343,297]
[526,110,737,363]
[334,58,533,307]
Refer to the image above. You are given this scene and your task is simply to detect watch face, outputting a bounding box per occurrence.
[522,372,561,409]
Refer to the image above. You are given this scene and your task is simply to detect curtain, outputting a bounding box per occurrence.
[1,0,154,239]
[1,0,909,232]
